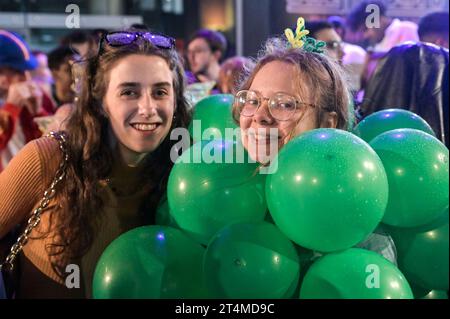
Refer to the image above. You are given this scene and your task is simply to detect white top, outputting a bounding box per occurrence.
[374,18,419,52]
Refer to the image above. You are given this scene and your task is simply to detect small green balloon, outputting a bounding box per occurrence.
[168,139,267,245]
[386,209,449,291]
[189,94,238,142]
[300,248,414,299]
[92,226,206,299]
[370,129,449,227]
[266,129,388,252]
[203,221,300,299]
[354,109,436,143]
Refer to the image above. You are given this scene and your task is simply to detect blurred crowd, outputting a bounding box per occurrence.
[0,0,449,170]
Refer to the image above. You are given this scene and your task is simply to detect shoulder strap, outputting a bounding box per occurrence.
[0,131,69,272]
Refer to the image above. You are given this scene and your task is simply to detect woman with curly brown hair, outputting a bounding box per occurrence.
[0,30,191,298]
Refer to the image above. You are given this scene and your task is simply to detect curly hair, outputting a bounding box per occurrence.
[47,35,192,278]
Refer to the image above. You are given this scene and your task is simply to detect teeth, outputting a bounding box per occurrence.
[248,134,279,140]
[132,123,157,131]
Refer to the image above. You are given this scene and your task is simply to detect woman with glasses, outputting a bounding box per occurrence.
[233,37,351,164]
[232,36,397,264]
[0,30,191,298]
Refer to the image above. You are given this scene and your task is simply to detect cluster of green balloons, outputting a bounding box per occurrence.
[387,208,449,291]
[92,104,448,299]
[355,110,448,297]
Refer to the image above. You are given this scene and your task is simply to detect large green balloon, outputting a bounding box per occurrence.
[168,139,267,245]
[266,129,388,252]
[354,109,435,143]
[203,221,300,298]
[386,209,449,291]
[300,248,414,299]
[92,226,206,299]
[370,129,449,227]
[189,94,238,142]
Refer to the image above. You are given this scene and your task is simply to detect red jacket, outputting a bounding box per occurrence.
[0,93,55,171]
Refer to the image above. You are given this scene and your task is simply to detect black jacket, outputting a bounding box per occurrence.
[361,42,449,146]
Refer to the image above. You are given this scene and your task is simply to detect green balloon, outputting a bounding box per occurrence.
[203,221,300,298]
[421,290,449,299]
[266,129,388,252]
[386,209,449,291]
[300,248,414,299]
[92,226,206,299]
[354,109,436,143]
[167,139,267,245]
[409,282,432,299]
[370,129,449,227]
[189,94,238,142]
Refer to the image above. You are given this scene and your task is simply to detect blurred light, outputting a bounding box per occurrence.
[295,175,303,182]
[390,281,400,289]
[426,231,436,239]
[179,181,186,191]
[363,161,375,171]
[157,232,165,241]
[273,255,280,264]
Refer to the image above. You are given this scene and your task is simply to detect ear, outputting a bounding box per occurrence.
[320,111,338,129]
[50,69,60,81]
[213,50,222,62]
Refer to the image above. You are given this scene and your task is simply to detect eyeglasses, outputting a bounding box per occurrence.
[100,31,175,50]
[235,90,315,121]
[325,40,343,51]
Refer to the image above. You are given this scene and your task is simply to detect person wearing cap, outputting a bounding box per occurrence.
[0,30,55,172]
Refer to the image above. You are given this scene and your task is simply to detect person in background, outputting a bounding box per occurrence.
[0,30,55,172]
[361,42,449,147]
[185,29,227,86]
[305,20,345,64]
[418,12,449,49]
[347,0,419,53]
[328,16,367,93]
[218,56,253,95]
[60,30,97,59]
[32,46,81,134]
[47,46,77,107]
[30,50,53,98]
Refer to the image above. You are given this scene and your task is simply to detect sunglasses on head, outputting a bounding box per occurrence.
[100,31,175,50]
